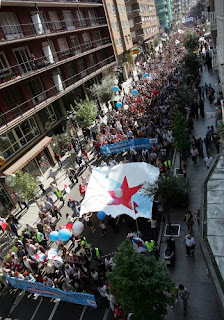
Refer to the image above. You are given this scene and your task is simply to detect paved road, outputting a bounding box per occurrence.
[0,68,222,320]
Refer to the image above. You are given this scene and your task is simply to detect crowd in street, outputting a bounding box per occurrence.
[0,26,220,318]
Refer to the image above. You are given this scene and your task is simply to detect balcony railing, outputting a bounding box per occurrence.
[0,17,107,43]
[0,37,111,86]
[206,11,216,27]
[0,56,116,130]
[22,0,102,3]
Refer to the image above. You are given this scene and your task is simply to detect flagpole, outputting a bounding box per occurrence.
[135,218,139,231]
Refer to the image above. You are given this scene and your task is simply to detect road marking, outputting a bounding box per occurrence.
[30,297,43,320]
[79,306,87,320]
[48,299,60,320]
[9,290,26,315]
[103,307,110,320]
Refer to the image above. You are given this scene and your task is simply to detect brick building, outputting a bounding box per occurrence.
[0,0,116,215]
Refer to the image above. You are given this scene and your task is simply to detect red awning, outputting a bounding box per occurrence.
[3,136,52,175]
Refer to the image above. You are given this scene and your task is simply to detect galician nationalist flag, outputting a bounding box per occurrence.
[80,162,159,220]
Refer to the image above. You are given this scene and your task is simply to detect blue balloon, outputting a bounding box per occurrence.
[113,86,119,92]
[144,73,149,78]
[132,89,138,95]
[97,211,106,220]
[116,102,122,108]
[58,229,71,242]
[49,231,59,242]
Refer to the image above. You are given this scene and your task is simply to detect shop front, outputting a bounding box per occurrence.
[0,184,14,217]
[3,136,54,177]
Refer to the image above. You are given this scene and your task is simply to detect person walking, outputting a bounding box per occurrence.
[204,153,213,169]
[177,284,190,314]
[184,210,194,232]
[54,153,62,169]
[99,220,107,237]
[184,233,196,256]
[190,146,199,167]
[14,193,29,211]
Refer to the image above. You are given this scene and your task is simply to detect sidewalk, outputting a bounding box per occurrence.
[163,68,222,319]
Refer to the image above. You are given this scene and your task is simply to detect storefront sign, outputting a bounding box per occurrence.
[131,49,140,55]
[100,138,158,156]
[6,276,97,307]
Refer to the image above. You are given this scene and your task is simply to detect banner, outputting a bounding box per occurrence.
[80,163,160,220]
[6,276,97,307]
[100,138,158,156]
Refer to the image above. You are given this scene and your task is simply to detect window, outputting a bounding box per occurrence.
[70,35,81,54]
[13,47,33,74]
[122,21,125,29]
[76,10,86,26]
[118,5,123,15]
[0,12,23,40]
[112,5,116,16]
[0,52,11,78]
[107,4,111,12]
[63,11,75,30]
[88,53,97,66]
[3,86,25,108]
[93,31,102,44]
[111,22,115,30]
[39,105,57,126]
[116,21,119,31]
[122,6,126,13]
[57,38,69,55]
[82,32,91,47]
[125,21,129,28]
[48,11,62,30]
[28,77,45,105]
[66,62,77,77]
[125,35,129,44]
[115,39,119,46]
[119,38,122,45]
[0,117,39,160]
[88,10,98,26]
[132,3,140,11]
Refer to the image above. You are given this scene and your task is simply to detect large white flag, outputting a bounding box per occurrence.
[80,162,159,220]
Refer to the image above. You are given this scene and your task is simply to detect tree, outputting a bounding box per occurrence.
[14,170,39,201]
[75,97,97,128]
[108,239,174,320]
[183,52,200,80]
[172,112,189,170]
[90,75,115,106]
[183,28,199,52]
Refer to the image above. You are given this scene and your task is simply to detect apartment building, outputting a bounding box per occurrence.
[0,0,116,215]
[155,0,173,30]
[104,0,133,79]
[125,0,159,46]
[207,0,224,94]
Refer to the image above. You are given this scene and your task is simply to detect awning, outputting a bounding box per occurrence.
[3,136,53,175]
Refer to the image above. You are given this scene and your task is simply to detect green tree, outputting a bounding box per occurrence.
[14,170,39,201]
[183,52,200,80]
[172,112,189,170]
[75,97,97,128]
[90,75,115,106]
[183,28,199,52]
[108,240,174,320]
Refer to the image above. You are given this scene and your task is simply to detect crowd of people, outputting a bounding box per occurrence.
[0,25,220,318]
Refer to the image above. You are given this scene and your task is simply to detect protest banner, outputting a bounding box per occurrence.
[100,138,158,156]
[6,276,97,307]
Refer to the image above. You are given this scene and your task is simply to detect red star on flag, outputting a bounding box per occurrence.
[108,176,143,210]
[136,240,142,247]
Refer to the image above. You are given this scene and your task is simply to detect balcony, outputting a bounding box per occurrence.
[207,11,217,29]
[0,56,116,134]
[0,37,112,88]
[0,17,107,45]
[2,0,102,7]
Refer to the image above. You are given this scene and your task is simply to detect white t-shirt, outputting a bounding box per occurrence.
[185,236,195,247]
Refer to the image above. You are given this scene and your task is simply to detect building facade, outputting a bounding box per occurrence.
[104,0,133,79]
[124,0,159,46]
[0,0,116,216]
[155,0,173,30]
[207,0,224,95]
